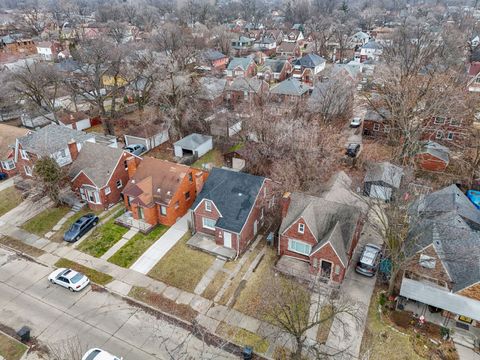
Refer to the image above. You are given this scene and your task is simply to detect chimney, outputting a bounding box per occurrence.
[67,139,79,161]
[126,156,137,178]
[195,171,205,194]
[281,192,291,219]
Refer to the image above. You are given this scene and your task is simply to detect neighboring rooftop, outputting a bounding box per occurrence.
[270,77,309,96]
[294,53,325,68]
[174,133,212,151]
[364,161,404,188]
[227,57,254,71]
[197,77,226,100]
[0,124,29,158]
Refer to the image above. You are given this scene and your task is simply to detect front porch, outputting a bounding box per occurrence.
[275,256,316,283]
[186,232,236,260]
[115,210,155,234]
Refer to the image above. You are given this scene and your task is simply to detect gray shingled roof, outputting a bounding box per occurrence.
[18,123,93,156]
[294,53,325,68]
[417,141,450,163]
[197,77,226,100]
[227,57,254,71]
[191,167,265,233]
[362,40,382,49]
[225,77,265,93]
[270,77,309,96]
[260,58,287,73]
[279,192,361,266]
[364,162,403,188]
[202,49,227,61]
[68,142,125,188]
[174,133,212,151]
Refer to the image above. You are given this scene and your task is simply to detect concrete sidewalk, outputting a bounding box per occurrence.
[129,214,189,274]
[0,177,15,192]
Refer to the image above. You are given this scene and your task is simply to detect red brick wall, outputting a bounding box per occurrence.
[414,153,448,172]
[15,144,36,179]
[362,120,389,138]
[212,57,228,70]
[279,217,317,261]
[310,244,346,283]
[194,198,221,236]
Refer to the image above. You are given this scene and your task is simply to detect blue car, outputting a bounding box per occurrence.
[64,214,99,242]
[466,190,480,210]
[0,173,7,180]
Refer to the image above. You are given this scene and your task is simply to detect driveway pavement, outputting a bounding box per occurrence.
[0,177,15,192]
[130,213,189,274]
[325,215,384,358]
[0,247,235,359]
[456,344,480,360]
[0,196,53,226]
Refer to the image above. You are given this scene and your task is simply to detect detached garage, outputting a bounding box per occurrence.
[364,162,403,201]
[174,133,213,159]
[124,123,169,151]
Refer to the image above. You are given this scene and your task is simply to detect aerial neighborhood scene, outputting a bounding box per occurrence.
[0,0,480,359]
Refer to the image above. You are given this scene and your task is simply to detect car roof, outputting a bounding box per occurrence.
[83,348,118,360]
[62,269,81,279]
[360,246,380,266]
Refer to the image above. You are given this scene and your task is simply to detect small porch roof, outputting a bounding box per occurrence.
[400,278,480,321]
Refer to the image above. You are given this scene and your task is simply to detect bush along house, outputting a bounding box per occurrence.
[277,192,364,283]
[119,157,207,232]
[188,168,273,260]
[69,142,141,211]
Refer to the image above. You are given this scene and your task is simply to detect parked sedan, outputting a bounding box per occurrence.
[0,172,7,180]
[48,268,90,292]
[64,213,99,242]
[123,143,146,156]
[350,117,362,128]
[345,143,360,158]
[82,348,122,360]
[355,244,382,277]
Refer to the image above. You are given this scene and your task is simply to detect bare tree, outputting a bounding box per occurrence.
[47,336,85,360]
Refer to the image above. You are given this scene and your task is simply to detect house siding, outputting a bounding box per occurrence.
[310,243,346,283]
[15,144,37,178]
[458,283,480,301]
[414,153,448,172]
[405,244,452,289]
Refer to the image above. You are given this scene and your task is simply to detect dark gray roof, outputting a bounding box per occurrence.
[364,162,403,188]
[270,77,309,96]
[69,142,125,187]
[364,108,390,122]
[260,58,287,73]
[197,77,226,100]
[227,57,254,71]
[225,77,265,93]
[192,167,265,233]
[18,123,93,156]
[362,40,382,50]
[279,192,361,266]
[202,49,227,61]
[294,53,325,68]
[174,133,212,150]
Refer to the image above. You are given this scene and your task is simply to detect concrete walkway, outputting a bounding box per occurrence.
[456,343,480,360]
[101,228,139,260]
[0,177,15,192]
[129,213,189,274]
[194,258,226,295]
[45,211,76,239]
[0,196,53,226]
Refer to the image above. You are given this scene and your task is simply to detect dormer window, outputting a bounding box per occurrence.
[205,200,212,212]
[298,223,305,234]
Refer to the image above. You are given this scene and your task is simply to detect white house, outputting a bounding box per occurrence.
[360,40,383,61]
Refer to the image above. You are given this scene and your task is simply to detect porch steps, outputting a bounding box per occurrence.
[452,332,476,350]
[72,202,86,212]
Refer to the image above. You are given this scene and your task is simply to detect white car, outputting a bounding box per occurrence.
[350,117,362,128]
[82,348,122,360]
[48,268,90,292]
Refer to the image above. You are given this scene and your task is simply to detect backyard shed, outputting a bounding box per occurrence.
[174,133,213,158]
[364,162,403,201]
[124,123,169,151]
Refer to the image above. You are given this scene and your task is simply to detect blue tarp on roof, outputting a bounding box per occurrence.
[466,190,480,209]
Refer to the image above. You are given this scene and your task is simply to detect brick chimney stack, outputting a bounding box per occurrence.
[126,155,137,178]
[67,139,79,161]
[281,192,291,219]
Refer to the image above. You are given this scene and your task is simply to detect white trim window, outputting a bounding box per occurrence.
[160,206,167,216]
[104,186,111,195]
[447,132,454,141]
[24,165,33,176]
[434,117,445,125]
[84,187,100,204]
[116,179,123,188]
[383,125,391,133]
[436,130,444,139]
[20,150,29,160]
[202,217,216,230]
[298,223,305,234]
[1,159,15,170]
[205,200,212,212]
[373,123,380,131]
[288,239,312,256]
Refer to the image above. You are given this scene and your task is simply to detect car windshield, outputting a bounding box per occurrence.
[84,350,101,360]
[70,224,80,231]
[70,273,84,283]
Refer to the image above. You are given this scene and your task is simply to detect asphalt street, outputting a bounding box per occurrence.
[0,247,236,359]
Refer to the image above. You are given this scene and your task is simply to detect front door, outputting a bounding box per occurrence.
[138,207,144,220]
[320,260,332,279]
[224,232,232,248]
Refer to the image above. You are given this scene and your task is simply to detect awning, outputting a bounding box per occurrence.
[400,278,480,321]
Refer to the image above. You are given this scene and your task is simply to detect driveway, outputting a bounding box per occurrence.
[0,247,235,359]
[0,177,15,192]
[325,214,384,358]
[456,344,480,360]
[130,213,189,274]
[0,196,53,226]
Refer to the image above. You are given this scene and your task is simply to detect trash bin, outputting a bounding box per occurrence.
[242,346,253,360]
[17,326,30,342]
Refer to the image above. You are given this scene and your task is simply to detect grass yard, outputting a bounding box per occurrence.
[216,322,269,354]
[129,286,197,322]
[148,232,215,292]
[108,225,168,268]
[55,258,113,285]
[0,236,45,257]
[0,332,27,360]
[192,149,224,169]
[0,187,23,217]
[360,290,425,360]
[202,270,229,300]
[77,212,128,257]
[49,207,101,243]
[21,206,71,236]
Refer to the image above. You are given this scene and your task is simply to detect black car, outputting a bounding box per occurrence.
[355,244,382,277]
[346,143,360,158]
[0,172,7,180]
[64,214,99,242]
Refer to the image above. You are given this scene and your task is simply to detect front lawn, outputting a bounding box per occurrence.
[55,258,113,285]
[0,332,27,360]
[192,149,224,169]
[0,236,45,257]
[0,187,23,217]
[148,232,215,292]
[21,206,71,236]
[49,207,100,243]
[108,225,168,268]
[77,212,128,257]
[216,322,269,354]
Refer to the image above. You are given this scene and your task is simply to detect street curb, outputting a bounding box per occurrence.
[0,243,48,267]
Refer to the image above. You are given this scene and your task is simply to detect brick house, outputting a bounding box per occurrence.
[14,123,94,179]
[225,77,269,109]
[362,109,391,138]
[421,116,471,148]
[189,168,273,258]
[276,42,301,58]
[69,142,140,211]
[256,58,292,83]
[0,124,29,177]
[199,49,229,71]
[196,77,226,111]
[278,192,364,283]
[399,185,480,334]
[121,157,207,229]
[414,141,450,172]
[36,40,62,61]
[292,53,326,84]
[226,57,256,79]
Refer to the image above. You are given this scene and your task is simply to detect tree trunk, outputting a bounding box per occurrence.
[387,267,400,297]
[293,337,304,360]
